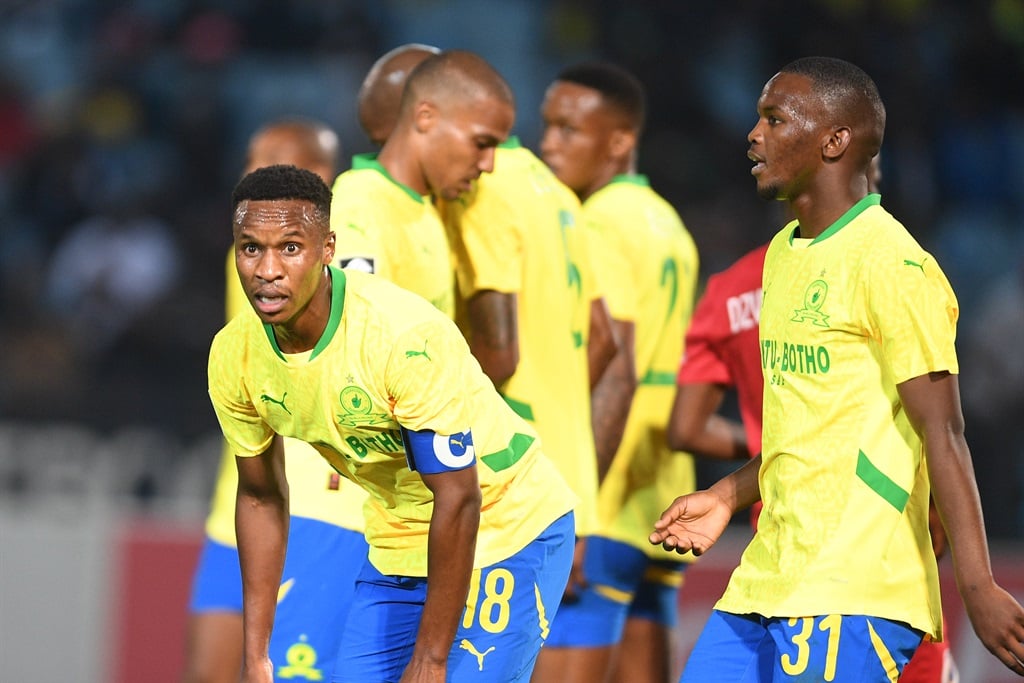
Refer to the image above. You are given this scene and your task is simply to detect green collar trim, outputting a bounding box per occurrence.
[498,135,521,150]
[263,266,346,362]
[351,153,425,204]
[790,193,881,245]
[609,174,650,188]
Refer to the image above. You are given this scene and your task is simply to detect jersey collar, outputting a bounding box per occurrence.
[609,173,650,187]
[351,152,425,204]
[498,135,521,150]
[263,266,347,362]
[790,193,881,245]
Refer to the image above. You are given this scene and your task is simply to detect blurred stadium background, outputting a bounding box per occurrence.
[0,1,1021,681]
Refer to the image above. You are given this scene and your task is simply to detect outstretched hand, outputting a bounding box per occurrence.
[963,581,1024,676]
[649,490,733,557]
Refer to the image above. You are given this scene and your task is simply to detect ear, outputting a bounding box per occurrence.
[323,231,336,264]
[414,100,438,134]
[822,126,851,161]
[609,128,637,161]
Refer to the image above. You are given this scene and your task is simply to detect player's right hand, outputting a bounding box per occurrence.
[649,490,731,557]
[240,656,275,683]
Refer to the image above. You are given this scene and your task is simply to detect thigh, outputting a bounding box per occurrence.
[766,614,923,683]
[680,610,775,683]
[331,562,426,683]
[545,535,650,648]
[270,518,369,682]
[449,511,574,682]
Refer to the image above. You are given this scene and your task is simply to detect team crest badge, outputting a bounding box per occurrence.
[336,385,391,427]
[791,279,830,327]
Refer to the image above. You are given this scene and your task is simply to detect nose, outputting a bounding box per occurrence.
[254,249,283,282]
[478,146,496,174]
[539,126,556,158]
[747,119,762,144]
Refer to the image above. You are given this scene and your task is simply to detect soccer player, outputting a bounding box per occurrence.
[651,56,1024,681]
[668,155,959,681]
[330,49,515,319]
[537,61,700,683]
[357,43,441,147]
[183,117,369,683]
[442,121,613,603]
[210,164,576,682]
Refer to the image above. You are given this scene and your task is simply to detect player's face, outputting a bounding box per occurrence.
[540,81,615,198]
[747,72,826,201]
[422,94,514,201]
[233,198,336,330]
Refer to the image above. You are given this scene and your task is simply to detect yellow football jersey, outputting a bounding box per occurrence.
[584,176,700,560]
[330,153,454,318]
[208,267,576,576]
[444,139,600,535]
[718,194,957,639]
[204,251,367,545]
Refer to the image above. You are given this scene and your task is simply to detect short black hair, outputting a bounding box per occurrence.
[780,56,885,152]
[555,61,646,132]
[232,164,332,218]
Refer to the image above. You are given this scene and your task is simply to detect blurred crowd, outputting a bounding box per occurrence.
[0,0,1021,537]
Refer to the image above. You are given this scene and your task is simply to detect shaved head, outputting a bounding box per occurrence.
[244,118,340,186]
[358,43,440,146]
[400,50,515,120]
[779,56,886,159]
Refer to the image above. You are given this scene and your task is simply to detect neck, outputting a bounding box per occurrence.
[788,178,867,239]
[273,268,332,354]
[377,135,429,196]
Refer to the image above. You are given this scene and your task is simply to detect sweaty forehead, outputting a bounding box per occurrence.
[760,72,817,111]
[233,199,325,234]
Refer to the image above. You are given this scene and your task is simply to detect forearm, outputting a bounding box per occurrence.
[235,447,289,668]
[690,414,750,459]
[592,350,636,483]
[413,488,481,665]
[924,427,995,591]
[708,454,762,513]
[587,297,617,389]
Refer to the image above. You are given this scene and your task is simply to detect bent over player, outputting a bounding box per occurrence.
[209,165,576,683]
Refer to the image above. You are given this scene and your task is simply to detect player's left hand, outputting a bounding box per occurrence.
[649,489,732,556]
[963,580,1024,676]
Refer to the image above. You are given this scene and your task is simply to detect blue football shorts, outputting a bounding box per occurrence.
[680,610,924,683]
[189,517,369,683]
[544,535,686,648]
[331,511,574,683]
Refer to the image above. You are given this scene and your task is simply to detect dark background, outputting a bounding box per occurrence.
[1,0,1021,537]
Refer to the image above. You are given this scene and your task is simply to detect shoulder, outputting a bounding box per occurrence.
[343,270,451,328]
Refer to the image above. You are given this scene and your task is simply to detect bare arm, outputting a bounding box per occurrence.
[667,381,750,460]
[650,454,762,556]
[235,436,289,683]
[592,318,637,484]
[465,290,519,389]
[898,371,1024,675]
[587,296,618,390]
[402,465,482,682]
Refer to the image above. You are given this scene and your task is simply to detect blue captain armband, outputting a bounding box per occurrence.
[402,427,476,474]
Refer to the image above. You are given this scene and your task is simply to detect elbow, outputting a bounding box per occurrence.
[666,417,697,452]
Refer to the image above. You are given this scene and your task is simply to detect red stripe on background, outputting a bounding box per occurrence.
[109,519,204,683]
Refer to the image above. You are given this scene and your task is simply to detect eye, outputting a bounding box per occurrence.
[241,243,259,255]
[767,115,781,126]
[284,243,300,254]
